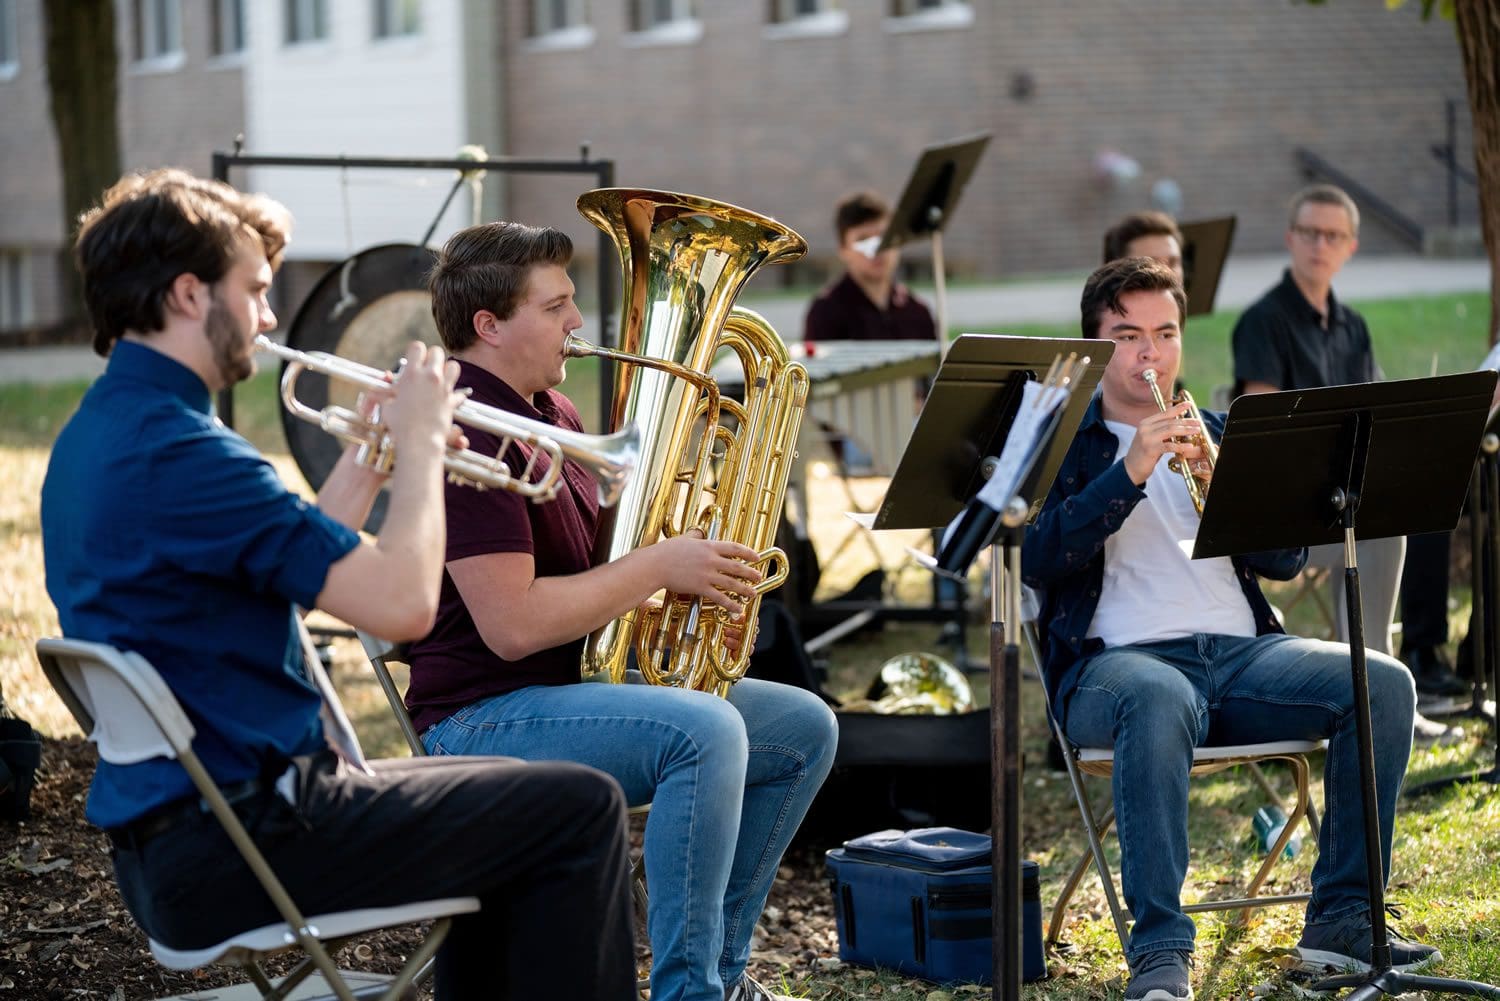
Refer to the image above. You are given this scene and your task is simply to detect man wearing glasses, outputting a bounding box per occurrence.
[1230,185,1467,719]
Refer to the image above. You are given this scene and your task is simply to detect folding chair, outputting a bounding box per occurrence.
[356,630,653,995]
[1018,615,1324,955]
[1279,564,1340,640]
[35,636,479,1001]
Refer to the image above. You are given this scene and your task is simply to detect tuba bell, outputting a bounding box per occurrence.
[569,188,809,697]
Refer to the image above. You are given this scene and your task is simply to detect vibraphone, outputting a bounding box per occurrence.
[713,339,960,647]
[712,339,942,479]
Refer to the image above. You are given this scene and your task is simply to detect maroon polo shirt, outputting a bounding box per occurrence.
[405,361,602,733]
[803,273,936,344]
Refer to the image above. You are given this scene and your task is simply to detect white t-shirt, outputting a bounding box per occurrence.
[1086,420,1258,647]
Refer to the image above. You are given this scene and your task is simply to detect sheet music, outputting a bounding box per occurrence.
[296,615,375,775]
[938,351,1088,559]
[974,358,1078,513]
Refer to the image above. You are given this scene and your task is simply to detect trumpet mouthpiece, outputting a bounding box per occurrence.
[1142,368,1159,384]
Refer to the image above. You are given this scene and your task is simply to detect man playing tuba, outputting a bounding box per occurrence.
[406,220,837,1001]
[1023,257,1436,1001]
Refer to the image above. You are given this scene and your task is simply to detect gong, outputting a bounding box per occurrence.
[280,243,441,530]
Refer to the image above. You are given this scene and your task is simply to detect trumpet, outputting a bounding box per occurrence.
[255,336,638,505]
[1142,368,1217,516]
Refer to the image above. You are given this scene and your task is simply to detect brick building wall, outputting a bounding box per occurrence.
[0,0,243,332]
[500,1,1477,283]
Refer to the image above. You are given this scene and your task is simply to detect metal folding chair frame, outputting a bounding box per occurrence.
[36,636,478,1001]
[1020,621,1324,954]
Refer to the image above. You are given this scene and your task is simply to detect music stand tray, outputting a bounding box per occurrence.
[868,334,1112,1000]
[873,334,1109,532]
[876,133,993,351]
[1177,215,1235,318]
[1194,372,1500,1000]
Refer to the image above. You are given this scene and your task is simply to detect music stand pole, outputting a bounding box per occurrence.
[1318,496,1499,999]
[1192,374,1500,999]
[929,213,949,355]
[989,532,1024,1001]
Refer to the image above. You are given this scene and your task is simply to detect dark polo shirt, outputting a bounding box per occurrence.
[803,273,936,343]
[1231,268,1377,396]
[405,361,602,733]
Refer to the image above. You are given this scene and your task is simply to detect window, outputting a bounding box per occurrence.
[624,0,699,45]
[285,0,329,44]
[885,0,973,31]
[0,251,32,330]
[132,0,182,63]
[0,0,18,78]
[373,0,420,38]
[530,0,587,35]
[211,0,245,56]
[630,0,693,31]
[764,0,845,38]
[769,0,831,21]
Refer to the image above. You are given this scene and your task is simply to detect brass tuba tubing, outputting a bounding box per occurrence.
[255,336,639,505]
[573,188,809,696]
[1142,368,1216,516]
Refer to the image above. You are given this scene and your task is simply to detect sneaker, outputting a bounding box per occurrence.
[1125,949,1193,1001]
[1412,710,1465,748]
[726,973,797,1001]
[1403,645,1469,698]
[1295,910,1442,974]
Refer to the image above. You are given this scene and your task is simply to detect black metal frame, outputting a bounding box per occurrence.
[1409,431,1500,797]
[209,147,617,429]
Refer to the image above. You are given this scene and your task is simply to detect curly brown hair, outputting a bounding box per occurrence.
[74,168,290,356]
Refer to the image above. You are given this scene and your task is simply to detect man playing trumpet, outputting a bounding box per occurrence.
[407,220,837,1001]
[41,169,638,1000]
[1022,257,1434,1001]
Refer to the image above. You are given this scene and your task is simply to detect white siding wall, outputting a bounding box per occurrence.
[243,0,475,261]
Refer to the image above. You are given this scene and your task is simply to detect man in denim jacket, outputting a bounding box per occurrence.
[1022,257,1432,1001]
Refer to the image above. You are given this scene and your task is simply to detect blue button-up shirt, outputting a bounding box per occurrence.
[1021,393,1307,727]
[42,340,360,829]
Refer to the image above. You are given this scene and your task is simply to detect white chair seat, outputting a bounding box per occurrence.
[1077,738,1326,769]
[150,897,481,969]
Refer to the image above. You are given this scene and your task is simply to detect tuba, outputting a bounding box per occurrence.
[568,188,809,696]
[1142,368,1217,516]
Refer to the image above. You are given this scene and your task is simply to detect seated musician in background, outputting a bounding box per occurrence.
[1102,209,1185,282]
[1022,257,1435,1001]
[407,220,838,1001]
[40,169,637,1001]
[1230,186,1411,663]
[803,189,936,344]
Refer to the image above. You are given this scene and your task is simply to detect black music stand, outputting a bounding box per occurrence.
[869,334,1113,1001]
[1194,373,1500,1000]
[876,133,992,352]
[1409,412,1500,797]
[1177,215,1236,318]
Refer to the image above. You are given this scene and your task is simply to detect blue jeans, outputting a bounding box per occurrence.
[1063,633,1415,965]
[422,677,838,1001]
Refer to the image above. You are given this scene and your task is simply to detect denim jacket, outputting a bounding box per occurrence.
[1021,393,1307,726]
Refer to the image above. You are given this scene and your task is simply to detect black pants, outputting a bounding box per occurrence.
[112,751,636,1001]
[1400,530,1451,651]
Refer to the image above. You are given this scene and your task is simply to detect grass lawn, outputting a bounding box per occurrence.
[3,289,1499,999]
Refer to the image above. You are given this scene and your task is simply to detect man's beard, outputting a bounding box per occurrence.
[206,298,254,387]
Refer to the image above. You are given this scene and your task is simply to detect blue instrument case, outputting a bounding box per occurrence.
[825,827,1045,986]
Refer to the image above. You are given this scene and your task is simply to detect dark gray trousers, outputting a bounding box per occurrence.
[111,750,636,1001]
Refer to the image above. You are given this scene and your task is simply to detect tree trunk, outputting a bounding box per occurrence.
[41,0,121,322]
[1454,0,1500,346]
